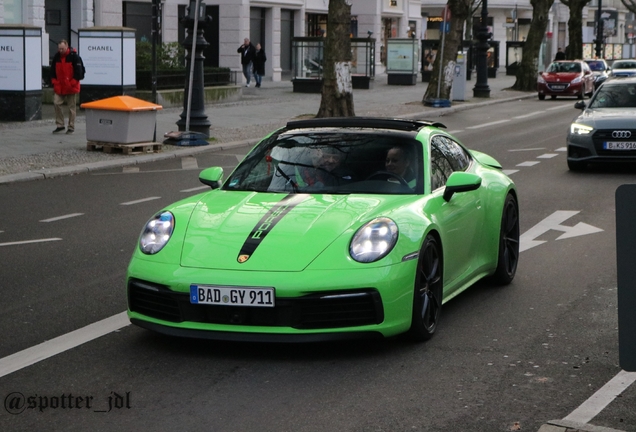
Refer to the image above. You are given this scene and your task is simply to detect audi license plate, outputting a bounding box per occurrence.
[604,141,636,150]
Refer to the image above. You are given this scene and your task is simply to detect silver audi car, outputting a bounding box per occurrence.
[567,77,636,171]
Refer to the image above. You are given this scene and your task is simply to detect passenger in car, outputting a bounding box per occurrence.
[296,147,352,188]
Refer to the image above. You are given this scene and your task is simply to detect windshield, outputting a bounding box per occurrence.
[613,61,636,70]
[547,62,580,73]
[586,61,606,71]
[224,130,422,195]
[589,83,636,108]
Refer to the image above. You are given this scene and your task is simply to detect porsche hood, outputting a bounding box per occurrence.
[179,191,401,271]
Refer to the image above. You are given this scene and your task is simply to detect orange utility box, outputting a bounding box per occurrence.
[81,96,162,144]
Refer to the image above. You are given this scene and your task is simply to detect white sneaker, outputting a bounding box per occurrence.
[245,83,250,87]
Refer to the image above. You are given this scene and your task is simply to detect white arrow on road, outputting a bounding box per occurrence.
[520,211,604,252]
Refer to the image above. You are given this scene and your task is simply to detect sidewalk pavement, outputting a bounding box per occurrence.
[0,72,535,184]
[0,73,629,432]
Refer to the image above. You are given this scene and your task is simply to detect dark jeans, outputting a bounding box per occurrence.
[242,62,252,84]
[254,72,262,86]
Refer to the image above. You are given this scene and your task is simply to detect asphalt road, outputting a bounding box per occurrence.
[0,98,634,432]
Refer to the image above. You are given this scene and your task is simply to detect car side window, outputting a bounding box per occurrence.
[430,135,471,191]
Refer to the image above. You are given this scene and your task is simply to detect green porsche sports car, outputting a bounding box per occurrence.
[127,118,519,342]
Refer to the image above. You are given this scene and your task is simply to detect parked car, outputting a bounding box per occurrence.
[127,117,520,342]
[584,58,610,89]
[537,60,595,100]
[608,60,636,78]
[567,77,636,171]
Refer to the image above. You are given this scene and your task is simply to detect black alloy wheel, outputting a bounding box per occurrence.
[491,194,520,285]
[409,234,443,341]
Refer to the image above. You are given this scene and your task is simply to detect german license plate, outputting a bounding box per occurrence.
[190,285,275,307]
[604,141,636,150]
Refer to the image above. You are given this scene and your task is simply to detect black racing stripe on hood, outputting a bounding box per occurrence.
[237,194,310,263]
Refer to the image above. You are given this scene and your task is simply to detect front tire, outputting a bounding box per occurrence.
[409,234,443,341]
[491,194,520,285]
[538,94,545,100]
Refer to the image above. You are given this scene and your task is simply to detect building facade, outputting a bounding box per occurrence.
[1,0,634,81]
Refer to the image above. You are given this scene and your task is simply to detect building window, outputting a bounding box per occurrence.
[123,1,153,42]
[4,0,23,23]
[306,14,328,37]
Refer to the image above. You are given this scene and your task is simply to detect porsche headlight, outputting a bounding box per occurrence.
[139,211,175,254]
[350,218,398,263]
[570,123,593,135]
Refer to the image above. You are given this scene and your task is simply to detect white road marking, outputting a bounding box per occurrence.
[546,104,572,111]
[0,238,62,247]
[182,157,199,170]
[502,169,519,176]
[40,213,84,223]
[465,119,510,129]
[513,111,545,119]
[447,130,464,135]
[181,185,209,193]
[509,148,546,152]
[537,153,559,159]
[517,161,540,167]
[520,210,604,252]
[556,147,567,151]
[0,312,130,379]
[564,370,636,424]
[123,166,140,173]
[120,197,161,206]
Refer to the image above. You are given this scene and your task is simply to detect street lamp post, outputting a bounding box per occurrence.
[176,0,211,137]
[473,0,491,98]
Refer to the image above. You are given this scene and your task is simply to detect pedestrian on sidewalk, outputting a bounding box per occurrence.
[237,37,256,87]
[554,47,566,61]
[50,39,82,134]
[253,43,267,88]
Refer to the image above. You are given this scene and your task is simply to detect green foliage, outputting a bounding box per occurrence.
[136,41,186,71]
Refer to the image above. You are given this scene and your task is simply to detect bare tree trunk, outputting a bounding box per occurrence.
[562,0,590,60]
[423,0,472,102]
[317,0,355,118]
[512,0,555,91]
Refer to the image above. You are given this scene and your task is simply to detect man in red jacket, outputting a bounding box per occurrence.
[50,40,81,134]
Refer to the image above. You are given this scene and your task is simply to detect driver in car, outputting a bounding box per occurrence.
[385,146,416,188]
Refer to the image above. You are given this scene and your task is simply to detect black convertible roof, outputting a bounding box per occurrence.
[286,117,447,132]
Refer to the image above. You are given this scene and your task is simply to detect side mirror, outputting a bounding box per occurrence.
[199,166,224,189]
[574,101,586,110]
[584,70,591,75]
[443,172,482,202]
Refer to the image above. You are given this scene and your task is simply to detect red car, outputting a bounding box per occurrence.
[537,60,595,100]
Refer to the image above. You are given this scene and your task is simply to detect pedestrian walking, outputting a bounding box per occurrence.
[253,43,267,88]
[50,40,82,134]
[237,37,256,87]
[554,47,566,61]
